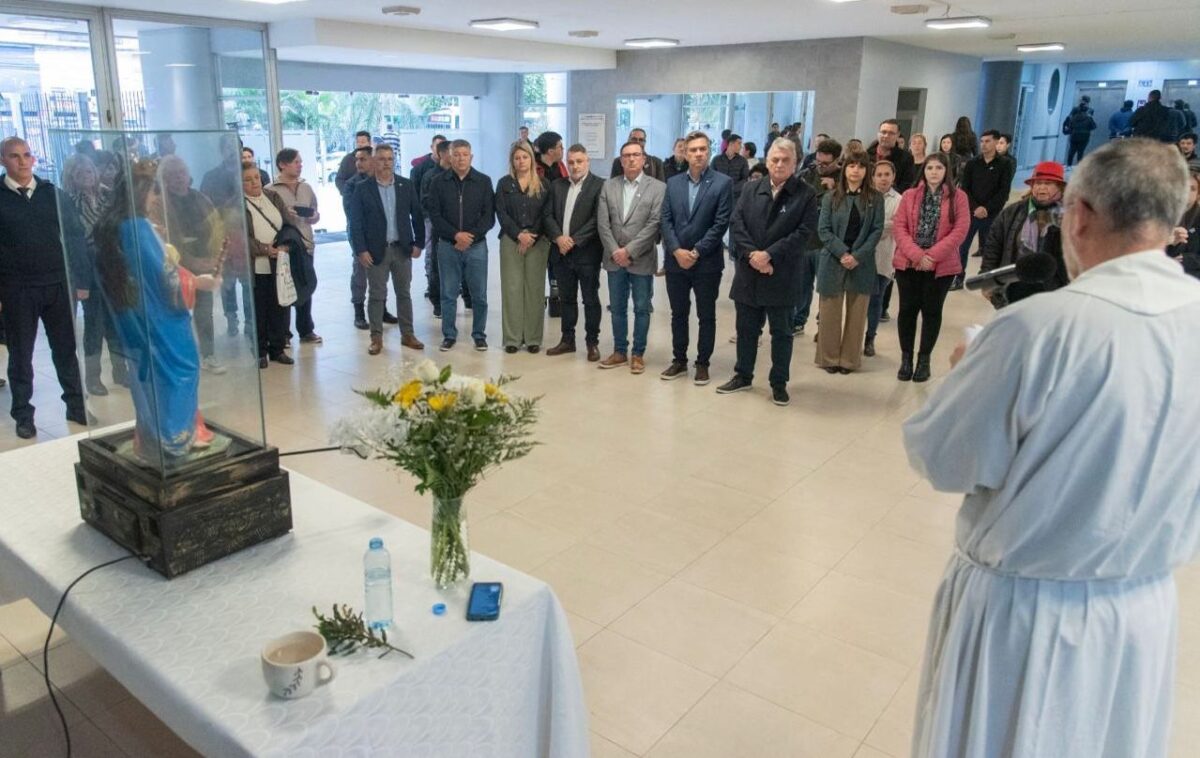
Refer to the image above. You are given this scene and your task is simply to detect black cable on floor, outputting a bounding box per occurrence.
[43,553,140,758]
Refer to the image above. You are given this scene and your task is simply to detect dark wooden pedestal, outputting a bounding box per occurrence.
[75,424,292,578]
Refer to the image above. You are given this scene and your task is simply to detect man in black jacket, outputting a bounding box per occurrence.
[868,119,916,191]
[424,139,495,351]
[712,133,750,201]
[544,144,605,361]
[1131,91,1175,142]
[349,144,425,356]
[956,129,1016,288]
[610,128,665,181]
[715,138,819,407]
[335,131,373,194]
[0,137,88,438]
[419,139,452,314]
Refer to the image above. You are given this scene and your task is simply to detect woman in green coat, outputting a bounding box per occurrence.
[815,151,885,373]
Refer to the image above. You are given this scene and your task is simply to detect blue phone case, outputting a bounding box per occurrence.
[466,582,503,621]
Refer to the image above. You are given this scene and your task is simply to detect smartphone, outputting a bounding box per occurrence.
[466,582,503,621]
[293,206,314,218]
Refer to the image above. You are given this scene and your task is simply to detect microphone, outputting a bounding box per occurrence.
[964,252,1057,292]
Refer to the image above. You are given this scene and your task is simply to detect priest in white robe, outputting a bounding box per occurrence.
[903,138,1200,758]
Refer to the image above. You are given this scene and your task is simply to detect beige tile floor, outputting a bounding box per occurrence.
[1,239,1197,757]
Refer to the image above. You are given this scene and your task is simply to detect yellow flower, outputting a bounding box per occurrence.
[484,383,508,404]
[393,380,424,409]
[427,392,458,412]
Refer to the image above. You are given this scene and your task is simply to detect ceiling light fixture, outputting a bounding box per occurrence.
[382,5,421,15]
[568,30,599,38]
[238,0,306,5]
[165,62,196,68]
[469,18,539,32]
[624,37,680,48]
[925,15,991,29]
[1016,42,1065,52]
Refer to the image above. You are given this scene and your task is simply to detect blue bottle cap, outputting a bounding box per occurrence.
[432,603,446,616]
[369,537,383,550]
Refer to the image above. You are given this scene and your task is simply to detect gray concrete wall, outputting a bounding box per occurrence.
[569,38,865,162]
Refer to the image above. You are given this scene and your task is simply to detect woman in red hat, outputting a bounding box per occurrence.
[892,153,970,382]
[977,161,1072,307]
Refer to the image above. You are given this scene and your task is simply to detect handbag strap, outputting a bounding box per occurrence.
[246,196,281,233]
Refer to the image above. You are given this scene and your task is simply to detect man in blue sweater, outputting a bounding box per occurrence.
[0,138,87,439]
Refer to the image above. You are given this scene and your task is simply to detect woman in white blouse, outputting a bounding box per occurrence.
[864,159,903,357]
[242,161,300,368]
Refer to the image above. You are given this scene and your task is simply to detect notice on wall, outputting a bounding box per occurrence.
[578,113,606,159]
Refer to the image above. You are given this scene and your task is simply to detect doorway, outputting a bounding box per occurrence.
[1163,78,1200,120]
[895,88,926,143]
[1066,80,1127,159]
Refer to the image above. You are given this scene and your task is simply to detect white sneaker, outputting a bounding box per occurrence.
[202,356,227,375]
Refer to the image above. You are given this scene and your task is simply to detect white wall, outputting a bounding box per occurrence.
[855,38,982,144]
[1064,60,1200,108]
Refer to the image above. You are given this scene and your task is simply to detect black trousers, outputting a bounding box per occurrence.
[253,272,290,358]
[1,283,83,423]
[552,253,601,345]
[666,268,721,367]
[1066,138,1090,167]
[880,279,894,314]
[894,269,954,357]
[734,302,794,387]
[80,293,127,385]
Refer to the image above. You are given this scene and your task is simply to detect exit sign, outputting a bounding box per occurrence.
[1138,79,1154,88]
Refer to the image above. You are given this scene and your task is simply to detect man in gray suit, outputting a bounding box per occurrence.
[597,139,666,374]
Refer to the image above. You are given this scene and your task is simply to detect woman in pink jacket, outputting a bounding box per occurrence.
[892,154,970,382]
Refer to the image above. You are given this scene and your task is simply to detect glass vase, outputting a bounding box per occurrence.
[430,495,470,589]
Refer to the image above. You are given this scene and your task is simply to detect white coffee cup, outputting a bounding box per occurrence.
[261,631,335,699]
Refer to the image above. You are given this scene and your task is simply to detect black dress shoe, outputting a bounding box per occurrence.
[505,345,519,354]
[527,345,540,354]
[383,310,399,324]
[258,356,269,369]
[863,338,876,357]
[913,354,932,383]
[15,420,36,439]
[824,366,840,374]
[270,353,295,365]
[66,408,90,426]
[838,367,852,375]
[897,352,914,382]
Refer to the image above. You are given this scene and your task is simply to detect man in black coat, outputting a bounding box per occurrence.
[348,144,426,355]
[544,144,605,361]
[1130,90,1175,142]
[610,128,665,181]
[0,137,88,438]
[867,119,916,191]
[715,138,818,407]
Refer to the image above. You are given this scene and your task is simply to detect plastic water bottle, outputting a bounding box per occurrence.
[364,537,393,631]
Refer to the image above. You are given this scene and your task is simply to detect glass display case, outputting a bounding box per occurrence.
[51,129,290,577]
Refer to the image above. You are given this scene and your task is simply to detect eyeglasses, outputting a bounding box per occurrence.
[629,137,647,143]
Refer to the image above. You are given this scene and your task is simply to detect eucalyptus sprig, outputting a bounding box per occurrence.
[311,604,414,660]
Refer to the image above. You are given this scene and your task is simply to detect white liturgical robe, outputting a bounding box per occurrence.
[903,250,1200,758]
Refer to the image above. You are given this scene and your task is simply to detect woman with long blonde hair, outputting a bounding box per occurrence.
[495,141,552,352]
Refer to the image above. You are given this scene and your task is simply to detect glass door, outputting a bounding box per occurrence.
[0,6,115,181]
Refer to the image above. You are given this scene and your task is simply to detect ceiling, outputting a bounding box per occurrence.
[56,0,1200,68]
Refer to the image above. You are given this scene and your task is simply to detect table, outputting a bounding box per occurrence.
[0,435,589,757]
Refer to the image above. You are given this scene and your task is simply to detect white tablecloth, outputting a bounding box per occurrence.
[0,435,589,757]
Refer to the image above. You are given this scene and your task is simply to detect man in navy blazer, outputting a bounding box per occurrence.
[348,144,425,355]
[659,131,734,385]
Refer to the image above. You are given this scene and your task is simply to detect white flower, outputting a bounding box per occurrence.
[465,382,486,407]
[415,359,440,384]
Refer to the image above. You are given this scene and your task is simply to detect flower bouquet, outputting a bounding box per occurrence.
[332,360,539,588]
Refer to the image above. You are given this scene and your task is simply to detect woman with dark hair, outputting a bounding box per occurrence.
[891,153,970,383]
[495,140,551,353]
[937,134,962,183]
[93,159,220,460]
[814,151,884,374]
[62,154,127,396]
[951,116,978,161]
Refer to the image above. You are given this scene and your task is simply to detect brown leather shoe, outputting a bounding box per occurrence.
[546,340,576,356]
[660,361,688,381]
[694,365,710,385]
[630,355,645,374]
[598,352,628,369]
[586,344,601,362]
[401,334,424,350]
[368,335,383,355]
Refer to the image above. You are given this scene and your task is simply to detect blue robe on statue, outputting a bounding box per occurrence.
[111,217,200,460]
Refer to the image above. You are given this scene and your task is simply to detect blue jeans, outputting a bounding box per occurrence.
[607,268,653,356]
[437,240,488,341]
[867,274,891,340]
[959,215,993,270]
[791,249,821,328]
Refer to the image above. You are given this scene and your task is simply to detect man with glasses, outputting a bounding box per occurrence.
[868,119,916,191]
[660,131,733,385]
[610,128,665,181]
[597,140,666,374]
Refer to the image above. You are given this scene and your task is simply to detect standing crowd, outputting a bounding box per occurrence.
[1,106,1199,433]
